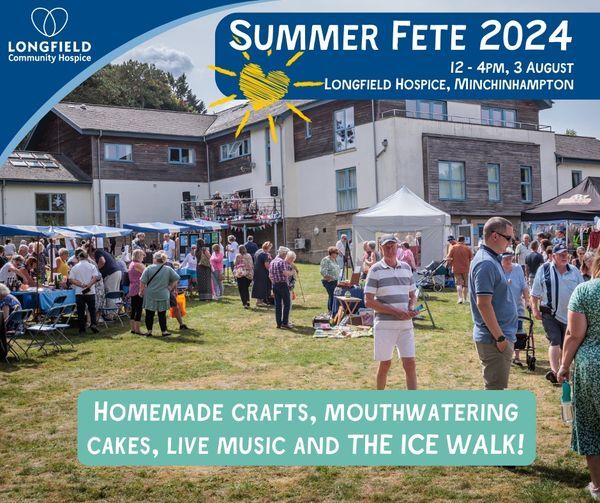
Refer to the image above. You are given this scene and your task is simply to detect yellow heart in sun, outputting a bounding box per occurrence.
[239,63,290,111]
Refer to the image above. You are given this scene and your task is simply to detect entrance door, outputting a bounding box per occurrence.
[457,224,473,246]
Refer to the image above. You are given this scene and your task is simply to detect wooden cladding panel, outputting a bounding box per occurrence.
[422,134,542,217]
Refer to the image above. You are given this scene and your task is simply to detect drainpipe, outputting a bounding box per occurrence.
[371,99,380,203]
[205,138,211,197]
[555,154,562,196]
[277,116,286,246]
[1,179,5,224]
[96,130,103,224]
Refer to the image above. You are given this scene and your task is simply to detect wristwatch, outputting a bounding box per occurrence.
[496,335,506,343]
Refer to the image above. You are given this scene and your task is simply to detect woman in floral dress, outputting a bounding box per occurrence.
[558,251,600,500]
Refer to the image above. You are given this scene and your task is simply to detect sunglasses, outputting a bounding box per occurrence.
[495,231,513,242]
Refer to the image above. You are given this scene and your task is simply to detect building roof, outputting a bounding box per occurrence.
[1,151,92,184]
[556,134,600,162]
[204,100,313,136]
[53,102,218,139]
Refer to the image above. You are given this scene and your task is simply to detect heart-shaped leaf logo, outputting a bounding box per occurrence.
[239,63,291,111]
[31,7,69,38]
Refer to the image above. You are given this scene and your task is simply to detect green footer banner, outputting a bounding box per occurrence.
[78,390,536,466]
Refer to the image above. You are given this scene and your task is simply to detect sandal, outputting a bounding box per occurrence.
[144,332,152,337]
[512,359,524,367]
[161,332,172,337]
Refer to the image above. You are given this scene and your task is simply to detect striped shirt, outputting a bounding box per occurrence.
[364,259,416,329]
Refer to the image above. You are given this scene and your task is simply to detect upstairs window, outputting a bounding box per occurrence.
[169,147,195,164]
[481,107,517,128]
[406,100,447,120]
[438,161,466,201]
[220,139,250,161]
[571,170,582,187]
[265,128,272,184]
[104,143,132,162]
[520,166,533,202]
[487,163,501,201]
[334,107,355,152]
[305,121,312,139]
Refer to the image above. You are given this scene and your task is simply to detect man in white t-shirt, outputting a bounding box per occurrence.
[4,239,16,257]
[515,234,531,268]
[226,235,239,273]
[163,233,176,261]
[69,250,100,334]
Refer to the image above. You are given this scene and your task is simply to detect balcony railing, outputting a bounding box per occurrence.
[180,196,282,223]
[380,108,552,131]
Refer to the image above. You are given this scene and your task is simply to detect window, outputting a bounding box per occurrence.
[220,139,250,161]
[168,147,195,164]
[305,121,312,139]
[406,100,447,120]
[572,170,583,187]
[438,161,466,201]
[105,194,120,227]
[35,193,66,226]
[487,163,501,201]
[265,128,272,184]
[481,107,517,128]
[334,107,355,152]
[520,166,533,202]
[336,167,358,211]
[104,143,132,161]
[337,228,352,242]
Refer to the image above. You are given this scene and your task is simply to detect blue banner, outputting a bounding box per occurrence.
[214,13,597,100]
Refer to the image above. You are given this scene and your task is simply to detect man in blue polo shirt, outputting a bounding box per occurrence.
[469,217,518,390]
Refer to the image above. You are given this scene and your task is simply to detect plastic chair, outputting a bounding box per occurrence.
[5,309,33,361]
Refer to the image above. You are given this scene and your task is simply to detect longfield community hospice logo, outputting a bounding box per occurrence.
[6,6,92,64]
[209,35,324,143]
[31,7,68,38]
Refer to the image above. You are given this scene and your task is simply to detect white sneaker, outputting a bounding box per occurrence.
[587,483,600,501]
[457,299,463,304]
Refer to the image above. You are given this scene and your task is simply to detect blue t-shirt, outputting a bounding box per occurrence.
[469,245,518,344]
[504,264,527,316]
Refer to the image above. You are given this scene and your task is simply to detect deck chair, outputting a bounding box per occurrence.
[26,305,64,354]
[101,291,129,327]
[5,309,33,361]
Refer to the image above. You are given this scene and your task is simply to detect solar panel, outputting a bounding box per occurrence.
[26,160,44,167]
[42,161,59,168]
[10,160,28,167]
[33,153,51,159]
[19,152,35,159]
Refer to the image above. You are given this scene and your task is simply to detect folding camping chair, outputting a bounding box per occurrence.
[25,305,64,354]
[54,303,76,348]
[101,291,129,327]
[5,308,33,361]
[177,274,191,296]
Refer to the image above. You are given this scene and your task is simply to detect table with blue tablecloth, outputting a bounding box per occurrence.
[331,286,365,315]
[12,288,76,311]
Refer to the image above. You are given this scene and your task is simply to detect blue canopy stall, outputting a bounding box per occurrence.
[61,225,132,238]
[123,222,191,234]
[173,219,228,231]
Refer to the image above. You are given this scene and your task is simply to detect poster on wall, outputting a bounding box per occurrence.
[2,1,600,501]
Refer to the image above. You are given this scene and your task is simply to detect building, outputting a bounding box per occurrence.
[555,134,600,193]
[7,98,591,262]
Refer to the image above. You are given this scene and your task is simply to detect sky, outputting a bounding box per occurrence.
[113,0,600,138]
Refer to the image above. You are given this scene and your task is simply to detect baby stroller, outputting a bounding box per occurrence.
[416,260,449,292]
[516,307,536,371]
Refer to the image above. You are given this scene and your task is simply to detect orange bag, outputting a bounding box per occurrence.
[170,293,187,318]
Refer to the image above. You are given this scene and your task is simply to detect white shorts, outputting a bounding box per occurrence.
[374,326,416,361]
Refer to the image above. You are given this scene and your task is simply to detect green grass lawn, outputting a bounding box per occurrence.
[0,263,592,502]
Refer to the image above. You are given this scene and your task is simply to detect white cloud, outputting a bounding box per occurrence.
[119,45,194,76]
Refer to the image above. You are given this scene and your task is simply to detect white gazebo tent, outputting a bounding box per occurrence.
[352,186,451,267]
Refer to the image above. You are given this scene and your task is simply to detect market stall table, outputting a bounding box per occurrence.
[334,295,364,325]
[331,286,364,316]
[12,288,76,312]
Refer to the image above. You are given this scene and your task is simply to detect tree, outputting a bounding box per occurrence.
[565,128,577,136]
[65,60,205,113]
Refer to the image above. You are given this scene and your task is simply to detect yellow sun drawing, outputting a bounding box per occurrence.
[208,39,323,143]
